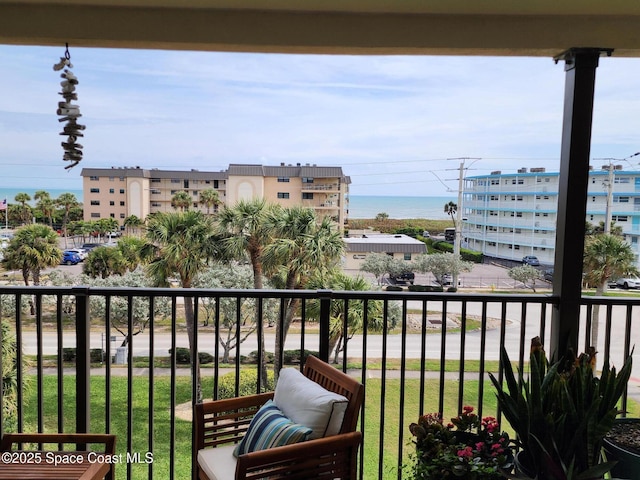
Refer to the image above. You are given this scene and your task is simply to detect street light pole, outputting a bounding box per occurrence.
[594,152,640,234]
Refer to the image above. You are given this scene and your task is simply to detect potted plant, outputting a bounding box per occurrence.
[489,338,633,480]
[603,417,640,479]
[407,406,514,479]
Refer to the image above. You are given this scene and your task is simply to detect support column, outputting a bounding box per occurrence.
[550,48,611,362]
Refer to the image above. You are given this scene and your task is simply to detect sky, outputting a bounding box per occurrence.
[1,45,640,197]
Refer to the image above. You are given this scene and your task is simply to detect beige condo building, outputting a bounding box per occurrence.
[81,163,350,229]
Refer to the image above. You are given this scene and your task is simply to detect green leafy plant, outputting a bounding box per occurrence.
[489,340,633,480]
[407,406,513,479]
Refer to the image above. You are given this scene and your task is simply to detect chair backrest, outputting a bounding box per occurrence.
[302,355,364,434]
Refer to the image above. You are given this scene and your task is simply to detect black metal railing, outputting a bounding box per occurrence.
[0,286,637,480]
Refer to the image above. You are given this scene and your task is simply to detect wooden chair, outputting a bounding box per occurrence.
[195,355,365,480]
[0,433,116,480]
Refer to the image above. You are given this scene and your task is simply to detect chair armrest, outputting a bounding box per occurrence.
[0,433,116,454]
[195,392,274,450]
[236,431,362,480]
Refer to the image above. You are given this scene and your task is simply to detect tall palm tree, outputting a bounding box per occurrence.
[171,191,191,211]
[263,207,344,372]
[583,233,637,345]
[217,198,278,387]
[143,210,221,401]
[123,215,143,237]
[34,190,55,228]
[199,189,221,214]
[56,192,79,248]
[117,236,146,271]
[444,201,457,227]
[2,224,62,314]
[14,192,32,225]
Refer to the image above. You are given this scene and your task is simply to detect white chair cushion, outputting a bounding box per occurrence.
[198,445,237,480]
[274,367,348,439]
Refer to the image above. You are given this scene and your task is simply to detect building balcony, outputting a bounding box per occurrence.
[1,286,637,480]
[301,183,341,192]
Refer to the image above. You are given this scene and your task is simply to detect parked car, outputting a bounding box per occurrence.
[615,276,640,289]
[81,243,102,252]
[64,248,87,261]
[543,269,554,282]
[522,255,540,266]
[60,251,81,265]
[389,272,415,285]
[107,231,122,238]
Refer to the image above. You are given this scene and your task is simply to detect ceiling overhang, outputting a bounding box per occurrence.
[1,1,640,57]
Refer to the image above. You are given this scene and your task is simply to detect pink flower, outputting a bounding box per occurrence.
[475,442,485,451]
[463,405,474,413]
[457,446,474,458]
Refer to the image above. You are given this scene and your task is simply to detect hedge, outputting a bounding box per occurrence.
[217,370,276,399]
[431,241,484,263]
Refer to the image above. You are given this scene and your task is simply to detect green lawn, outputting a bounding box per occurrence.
[17,374,640,480]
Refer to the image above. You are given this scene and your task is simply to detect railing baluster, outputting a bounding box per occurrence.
[73,287,90,439]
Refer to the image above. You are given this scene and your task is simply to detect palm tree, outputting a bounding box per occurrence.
[123,215,143,236]
[14,192,32,225]
[171,191,191,211]
[444,201,457,227]
[117,236,146,271]
[263,207,344,372]
[35,190,55,228]
[56,192,79,248]
[199,189,221,214]
[217,198,278,388]
[83,246,126,279]
[2,224,61,286]
[143,210,222,401]
[583,234,637,345]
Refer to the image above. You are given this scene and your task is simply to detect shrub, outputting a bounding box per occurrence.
[408,285,430,292]
[431,241,483,263]
[393,227,422,238]
[447,287,458,293]
[216,370,276,399]
[385,285,404,291]
[168,347,214,365]
[63,348,76,362]
[90,348,105,363]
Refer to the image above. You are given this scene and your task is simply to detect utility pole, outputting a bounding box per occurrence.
[447,157,480,287]
[594,152,640,234]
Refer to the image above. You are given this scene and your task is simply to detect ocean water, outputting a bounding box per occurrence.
[348,195,456,220]
[0,188,452,220]
[0,188,84,205]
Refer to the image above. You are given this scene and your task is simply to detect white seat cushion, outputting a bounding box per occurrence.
[274,368,348,439]
[198,445,237,480]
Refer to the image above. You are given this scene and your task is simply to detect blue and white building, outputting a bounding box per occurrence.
[463,166,640,266]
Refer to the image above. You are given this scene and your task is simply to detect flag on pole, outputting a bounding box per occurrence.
[0,198,6,211]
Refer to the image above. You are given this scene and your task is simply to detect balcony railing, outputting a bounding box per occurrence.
[0,286,637,480]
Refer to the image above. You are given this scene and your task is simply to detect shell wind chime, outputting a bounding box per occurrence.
[53,44,85,169]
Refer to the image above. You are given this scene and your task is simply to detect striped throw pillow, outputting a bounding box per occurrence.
[233,400,312,457]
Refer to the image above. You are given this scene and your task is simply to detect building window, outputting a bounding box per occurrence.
[108,188,114,194]
[89,176,99,181]
[90,188,99,193]
[302,193,314,200]
[171,179,180,183]
[615,177,631,184]
[151,202,161,207]
[120,189,125,194]
[109,201,115,206]
[120,201,125,206]
[192,191,198,196]
[110,213,115,218]
[614,196,630,203]
[184,180,189,188]
[277,192,290,199]
[514,244,520,250]
[90,213,100,218]
[151,178,161,183]
[120,213,126,219]
[613,215,628,222]
[151,189,161,194]
[302,177,314,184]
[404,253,412,261]
[490,179,499,185]
[119,177,124,181]
[90,200,100,206]
[278,176,290,182]
[214,180,219,188]
[490,195,498,201]
[170,190,178,195]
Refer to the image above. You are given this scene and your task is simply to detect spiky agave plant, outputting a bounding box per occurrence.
[489,339,632,480]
